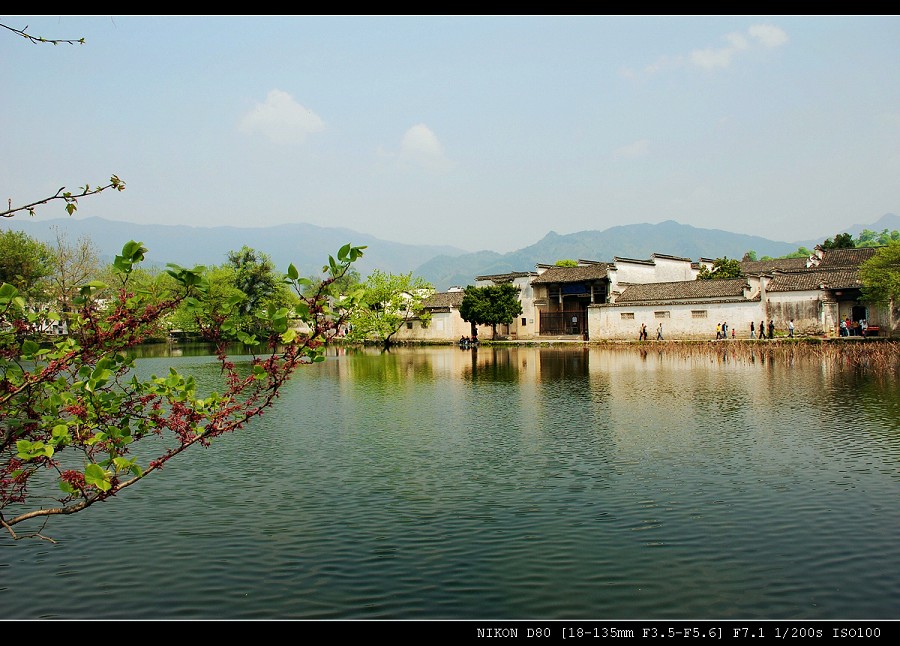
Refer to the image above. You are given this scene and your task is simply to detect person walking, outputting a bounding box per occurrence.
[759,320,766,340]
[716,322,722,340]
[768,320,775,339]
[788,319,795,338]
[656,323,663,341]
[750,321,756,339]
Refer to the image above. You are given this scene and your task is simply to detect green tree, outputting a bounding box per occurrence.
[742,251,758,262]
[554,259,578,267]
[347,270,433,348]
[859,241,900,332]
[855,229,879,247]
[697,257,743,280]
[459,283,523,339]
[856,228,900,248]
[0,230,54,297]
[1,233,364,540]
[822,233,855,249]
[780,246,812,259]
[227,246,278,314]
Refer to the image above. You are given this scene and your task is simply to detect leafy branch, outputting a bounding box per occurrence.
[0,22,85,46]
[3,176,126,218]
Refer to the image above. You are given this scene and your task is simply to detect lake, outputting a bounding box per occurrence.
[1,343,898,620]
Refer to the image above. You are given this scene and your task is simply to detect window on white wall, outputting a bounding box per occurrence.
[654,311,670,319]
[621,312,635,320]
[692,310,707,318]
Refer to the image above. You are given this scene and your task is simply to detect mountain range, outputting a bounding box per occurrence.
[3,213,898,292]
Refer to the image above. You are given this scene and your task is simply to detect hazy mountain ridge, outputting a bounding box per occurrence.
[2,213,896,292]
[0,217,468,279]
[417,214,900,289]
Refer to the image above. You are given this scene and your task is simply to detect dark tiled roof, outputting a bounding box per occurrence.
[651,253,693,262]
[766,269,862,292]
[422,292,465,309]
[741,257,810,273]
[475,271,536,282]
[616,278,749,303]
[612,256,654,266]
[816,247,878,268]
[531,264,610,284]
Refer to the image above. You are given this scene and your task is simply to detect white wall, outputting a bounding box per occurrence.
[589,301,766,340]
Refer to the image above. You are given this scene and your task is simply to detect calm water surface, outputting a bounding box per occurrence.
[1,345,898,620]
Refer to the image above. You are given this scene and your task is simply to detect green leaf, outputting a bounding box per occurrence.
[287,263,299,280]
[85,464,112,491]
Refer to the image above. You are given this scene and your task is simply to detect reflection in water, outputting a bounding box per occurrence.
[2,345,898,620]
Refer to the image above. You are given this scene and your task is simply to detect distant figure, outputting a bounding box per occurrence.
[656,323,663,341]
[750,321,756,339]
[861,319,868,336]
[731,327,735,339]
[716,322,722,340]
[639,323,647,341]
[768,320,775,339]
[723,322,728,338]
[839,319,847,337]
[759,320,767,340]
[788,319,795,338]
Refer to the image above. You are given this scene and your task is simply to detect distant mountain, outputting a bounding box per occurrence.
[415,220,802,290]
[791,212,900,249]
[4,214,896,292]
[0,217,468,279]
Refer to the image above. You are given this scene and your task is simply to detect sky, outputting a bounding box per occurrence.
[2,15,899,254]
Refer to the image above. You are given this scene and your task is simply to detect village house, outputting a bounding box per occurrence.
[592,276,763,340]
[760,246,886,336]
[392,245,893,342]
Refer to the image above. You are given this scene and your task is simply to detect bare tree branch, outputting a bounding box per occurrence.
[0,22,85,46]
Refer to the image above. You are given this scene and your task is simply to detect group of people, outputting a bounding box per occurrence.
[637,323,663,341]
[458,335,479,347]
[839,317,868,337]
[723,319,779,340]
[751,320,777,340]
[635,318,803,341]
[715,322,734,340]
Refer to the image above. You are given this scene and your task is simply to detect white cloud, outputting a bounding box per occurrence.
[239,89,325,145]
[615,139,650,159]
[725,32,750,50]
[648,54,685,75]
[691,47,735,70]
[748,24,789,48]
[398,124,454,172]
[633,24,789,76]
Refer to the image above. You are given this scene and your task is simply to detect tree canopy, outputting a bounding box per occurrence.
[459,283,523,339]
[1,235,364,541]
[0,230,54,297]
[697,257,743,280]
[347,270,433,348]
[821,232,855,249]
[859,240,900,306]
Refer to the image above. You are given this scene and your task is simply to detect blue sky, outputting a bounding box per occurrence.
[2,15,898,253]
